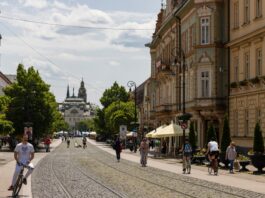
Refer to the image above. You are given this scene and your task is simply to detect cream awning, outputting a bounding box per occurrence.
[147,125,166,138]
[126,131,137,137]
[154,123,189,138]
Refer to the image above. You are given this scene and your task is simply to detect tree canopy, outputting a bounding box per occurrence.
[100,82,129,109]
[4,64,60,140]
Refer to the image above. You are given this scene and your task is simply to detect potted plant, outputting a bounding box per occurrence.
[250,122,265,174]
[237,154,251,172]
[220,115,231,169]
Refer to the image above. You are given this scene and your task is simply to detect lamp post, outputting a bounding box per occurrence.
[174,16,189,146]
[127,80,138,152]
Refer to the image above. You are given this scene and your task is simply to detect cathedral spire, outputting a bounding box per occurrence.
[72,87,75,97]
[78,79,87,103]
[66,85,70,98]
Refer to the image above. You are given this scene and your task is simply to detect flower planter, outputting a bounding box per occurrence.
[239,160,250,172]
[250,154,265,174]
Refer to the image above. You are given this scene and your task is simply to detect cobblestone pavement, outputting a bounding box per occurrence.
[32,139,265,198]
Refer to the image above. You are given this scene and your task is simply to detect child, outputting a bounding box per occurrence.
[226,141,237,173]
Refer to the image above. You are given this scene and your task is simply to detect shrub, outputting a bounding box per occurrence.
[206,123,217,146]
[221,115,231,154]
[253,122,264,154]
[189,122,196,151]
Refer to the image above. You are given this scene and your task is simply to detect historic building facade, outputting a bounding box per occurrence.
[228,0,265,147]
[59,80,95,130]
[0,72,12,96]
[145,0,229,148]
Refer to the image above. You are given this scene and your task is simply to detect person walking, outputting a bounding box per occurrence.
[181,138,192,174]
[140,138,149,167]
[8,134,34,191]
[44,136,51,152]
[115,137,122,162]
[226,141,237,174]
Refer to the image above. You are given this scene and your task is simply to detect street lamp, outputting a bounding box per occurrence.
[127,80,138,152]
[174,16,191,146]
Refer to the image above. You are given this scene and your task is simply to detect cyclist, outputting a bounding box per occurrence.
[82,136,87,148]
[8,134,34,191]
[182,138,192,174]
[206,137,219,175]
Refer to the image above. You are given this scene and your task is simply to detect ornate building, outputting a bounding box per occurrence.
[0,71,12,96]
[59,80,95,130]
[144,0,229,148]
[228,0,265,147]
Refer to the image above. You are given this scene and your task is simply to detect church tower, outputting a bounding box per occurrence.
[78,78,87,103]
[66,85,70,98]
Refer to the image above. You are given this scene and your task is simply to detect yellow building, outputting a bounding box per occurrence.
[228,0,265,147]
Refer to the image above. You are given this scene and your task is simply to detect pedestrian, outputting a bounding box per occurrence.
[67,137,70,148]
[44,136,51,152]
[140,138,149,167]
[181,138,192,174]
[161,140,167,154]
[114,137,122,162]
[226,141,237,174]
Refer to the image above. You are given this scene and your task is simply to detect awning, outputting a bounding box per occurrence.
[154,123,189,138]
[90,131,97,135]
[147,125,166,138]
[126,131,137,137]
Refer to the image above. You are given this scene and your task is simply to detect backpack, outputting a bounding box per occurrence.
[184,143,192,153]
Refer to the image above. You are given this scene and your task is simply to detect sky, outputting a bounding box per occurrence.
[0,0,161,106]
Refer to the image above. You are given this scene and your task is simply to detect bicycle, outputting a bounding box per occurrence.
[208,157,218,175]
[83,142,87,149]
[12,163,31,197]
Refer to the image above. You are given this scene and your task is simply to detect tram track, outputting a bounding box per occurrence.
[83,141,264,198]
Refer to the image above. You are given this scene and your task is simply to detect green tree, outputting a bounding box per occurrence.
[0,96,14,135]
[253,122,264,154]
[189,122,196,150]
[51,112,69,132]
[104,101,134,135]
[4,64,59,141]
[100,82,129,108]
[206,123,217,146]
[221,115,231,154]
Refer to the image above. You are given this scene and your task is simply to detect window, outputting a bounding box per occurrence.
[245,109,249,136]
[234,111,238,136]
[256,108,262,124]
[244,0,250,23]
[256,48,262,76]
[201,71,210,97]
[256,0,262,18]
[244,52,250,79]
[201,17,210,44]
[234,56,239,82]
[234,1,239,28]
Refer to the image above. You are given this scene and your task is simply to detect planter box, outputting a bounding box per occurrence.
[250,154,265,174]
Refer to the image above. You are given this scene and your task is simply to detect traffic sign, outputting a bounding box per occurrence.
[181,123,187,130]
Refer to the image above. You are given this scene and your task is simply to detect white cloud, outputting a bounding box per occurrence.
[0,0,158,105]
[18,0,48,9]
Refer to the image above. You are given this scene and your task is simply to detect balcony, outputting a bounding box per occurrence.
[155,60,173,75]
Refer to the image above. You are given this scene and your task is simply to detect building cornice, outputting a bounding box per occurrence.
[226,26,265,48]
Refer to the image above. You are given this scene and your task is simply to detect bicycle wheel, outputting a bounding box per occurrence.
[12,175,23,197]
[208,164,213,175]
